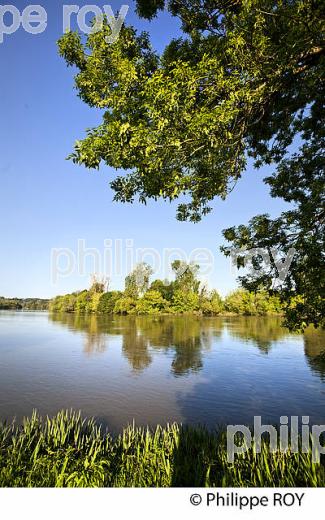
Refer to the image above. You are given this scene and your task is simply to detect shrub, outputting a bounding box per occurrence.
[136,290,168,315]
[97,292,122,314]
[114,296,137,315]
[171,290,200,313]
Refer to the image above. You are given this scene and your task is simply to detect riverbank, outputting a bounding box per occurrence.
[1,411,324,487]
[49,286,285,317]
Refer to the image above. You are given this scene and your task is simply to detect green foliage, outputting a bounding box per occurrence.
[0,297,49,311]
[172,260,200,293]
[97,291,122,314]
[89,274,108,294]
[225,289,283,316]
[57,1,324,330]
[50,290,104,314]
[50,292,87,313]
[200,290,224,316]
[1,410,324,487]
[171,289,200,313]
[150,279,174,301]
[114,296,137,315]
[57,0,323,221]
[89,292,102,313]
[125,263,153,298]
[222,209,324,330]
[48,265,287,317]
[75,290,91,313]
[136,290,168,314]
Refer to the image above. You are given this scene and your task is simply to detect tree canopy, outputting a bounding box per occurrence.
[49,264,284,316]
[58,1,324,329]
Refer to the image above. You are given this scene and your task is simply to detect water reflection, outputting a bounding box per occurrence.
[224,316,290,354]
[50,313,109,355]
[50,314,220,375]
[48,313,325,375]
[304,327,325,380]
[1,312,325,430]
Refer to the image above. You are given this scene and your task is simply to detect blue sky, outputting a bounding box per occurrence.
[0,1,289,298]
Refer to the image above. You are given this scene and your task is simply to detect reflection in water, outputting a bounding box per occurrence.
[50,313,221,374]
[120,319,152,372]
[224,316,290,354]
[304,327,325,380]
[48,313,311,373]
[1,312,325,431]
[50,313,110,355]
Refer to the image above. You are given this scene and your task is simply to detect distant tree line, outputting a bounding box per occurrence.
[0,297,49,311]
[49,263,284,317]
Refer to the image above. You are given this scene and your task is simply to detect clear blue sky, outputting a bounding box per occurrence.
[0,1,289,298]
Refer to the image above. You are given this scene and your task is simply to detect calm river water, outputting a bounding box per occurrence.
[0,311,324,432]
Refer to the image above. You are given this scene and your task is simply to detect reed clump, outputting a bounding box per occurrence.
[0,410,324,487]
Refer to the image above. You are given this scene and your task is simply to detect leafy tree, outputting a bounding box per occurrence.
[57,0,323,219]
[200,289,223,315]
[224,289,282,316]
[114,296,137,315]
[136,290,168,314]
[75,290,91,313]
[89,292,102,313]
[58,0,324,329]
[172,260,200,293]
[172,289,200,313]
[97,291,122,314]
[224,289,250,315]
[125,263,153,298]
[222,204,324,330]
[48,282,284,316]
[89,274,108,294]
[150,279,175,301]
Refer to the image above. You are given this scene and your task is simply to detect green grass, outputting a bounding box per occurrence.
[0,410,324,487]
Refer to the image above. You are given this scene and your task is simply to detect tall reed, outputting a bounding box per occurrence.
[0,411,324,487]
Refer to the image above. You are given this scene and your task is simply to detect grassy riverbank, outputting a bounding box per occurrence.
[0,411,324,487]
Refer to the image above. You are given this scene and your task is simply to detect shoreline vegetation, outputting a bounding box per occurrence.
[49,263,288,318]
[0,297,49,311]
[1,264,307,322]
[1,410,324,487]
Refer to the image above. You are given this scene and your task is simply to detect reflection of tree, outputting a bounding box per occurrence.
[127,316,220,376]
[49,313,110,355]
[48,314,310,374]
[225,316,288,354]
[171,340,203,376]
[167,318,211,376]
[119,318,152,372]
[48,313,222,374]
[304,328,325,380]
[111,316,218,375]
